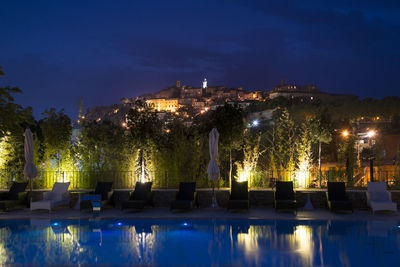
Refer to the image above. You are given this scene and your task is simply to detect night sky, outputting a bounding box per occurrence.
[1,0,399,118]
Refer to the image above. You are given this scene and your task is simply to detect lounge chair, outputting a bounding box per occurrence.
[170,182,197,211]
[367,182,397,214]
[121,182,153,211]
[227,180,249,211]
[80,182,113,212]
[0,182,28,211]
[326,182,353,212]
[275,181,297,213]
[31,182,70,212]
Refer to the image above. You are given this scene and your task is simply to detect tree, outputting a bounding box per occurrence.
[310,119,332,187]
[295,121,314,187]
[338,134,356,186]
[39,108,73,184]
[209,103,245,186]
[0,66,31,138]
[126,100,162,182]
[0,67,34,176]
[266,108,296,179]
[236,131,266,187]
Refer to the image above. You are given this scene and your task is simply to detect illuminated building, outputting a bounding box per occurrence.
[145,98,181,112]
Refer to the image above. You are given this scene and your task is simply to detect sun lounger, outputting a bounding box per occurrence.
[367,182,397,214]
[326,182,353,212]
[121,182,153,211]
[31,182,70,212]
[0,182,28,211]
[170,182,197,211]
[275,181,297,213]
[80,182,113,212]
[227,180,249,211]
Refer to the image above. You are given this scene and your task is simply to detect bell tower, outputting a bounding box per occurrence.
[202,78,207,89]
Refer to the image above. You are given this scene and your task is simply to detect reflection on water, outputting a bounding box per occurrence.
[0,219,399,266]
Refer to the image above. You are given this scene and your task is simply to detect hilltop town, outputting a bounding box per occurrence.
[81,79,354,126]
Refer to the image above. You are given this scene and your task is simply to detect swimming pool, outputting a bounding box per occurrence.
[0,219,399,266]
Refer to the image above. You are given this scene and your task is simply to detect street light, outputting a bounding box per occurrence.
[252,120,259,127]
[366,130,377,182]
[342,130,349,138]
[367,130,375,138]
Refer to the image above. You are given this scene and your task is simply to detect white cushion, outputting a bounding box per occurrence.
[52,182,70,195]
[370,201,397,213]
[30,200,52,211]
[369,192,390,202]
[367,182,387,192]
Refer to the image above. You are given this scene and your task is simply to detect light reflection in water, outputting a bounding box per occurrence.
[0,219,398,266]
[293,225,314,265]
[233,224,315,266]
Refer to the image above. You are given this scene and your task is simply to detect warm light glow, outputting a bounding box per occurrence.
[342,130,349,137]
[96,117,101,122]
[295,164,311,188]
[114,109,119,114]
[146,99,181,112]
[293,225,314,265]
[367,130,376,138]
[0,136,10,170]
[121,122,127,128]
[237,226,260,258]
[237,165,251,182]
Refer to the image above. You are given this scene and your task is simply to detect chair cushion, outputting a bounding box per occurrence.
[230,181,248,200]
[369,192,390,202]
[8,182,28,200]
[327,182,347,201]
[94,182,113,201]
[177,182,196,200]
[51,182,70,195]
[132,182,152,200]
[275,181,295,200]
[367,182,387,192]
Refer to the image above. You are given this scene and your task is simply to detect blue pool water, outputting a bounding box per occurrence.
[0,219,399,266]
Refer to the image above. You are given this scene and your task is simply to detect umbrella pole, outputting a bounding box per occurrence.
[211,181,218,208]
[30,179,33,203]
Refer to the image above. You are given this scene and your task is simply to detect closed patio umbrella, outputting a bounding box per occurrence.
[24,128,38,202]
[207,128,220,208]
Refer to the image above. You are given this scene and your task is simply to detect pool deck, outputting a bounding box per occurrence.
[1,207,400,221]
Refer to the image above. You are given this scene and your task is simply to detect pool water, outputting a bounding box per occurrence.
[0,219,399,266]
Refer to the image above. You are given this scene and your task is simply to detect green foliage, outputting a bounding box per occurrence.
[235,132,266,187]
[267,108,296,174]
[210,103,245,152]
[155,119,208,187]
[40,109,72,153]
[77,120,132,171]
[337,134,356,186]
[295,121,314,186]
[126,99,162,149]
[0,67,34,179]
[209,103,245,182]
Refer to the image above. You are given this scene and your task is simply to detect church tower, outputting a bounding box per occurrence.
[202,78,207,89]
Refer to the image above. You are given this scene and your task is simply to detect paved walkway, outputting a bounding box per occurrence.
[1,207,400,221]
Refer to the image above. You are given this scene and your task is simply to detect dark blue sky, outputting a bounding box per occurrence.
[1,0,399,118]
